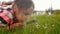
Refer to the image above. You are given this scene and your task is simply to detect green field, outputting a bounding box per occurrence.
[0,15,60,34]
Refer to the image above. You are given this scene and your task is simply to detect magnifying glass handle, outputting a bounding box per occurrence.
[26,20,37,24]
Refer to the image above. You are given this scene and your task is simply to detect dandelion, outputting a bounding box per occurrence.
[45,23,48,29]
[42,23,48,29]
[44,26,48,29]
[35,23,40,29]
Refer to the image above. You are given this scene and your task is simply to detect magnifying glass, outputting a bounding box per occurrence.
[26,19,37,24]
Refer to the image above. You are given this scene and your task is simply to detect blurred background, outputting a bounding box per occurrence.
[32,0,60,15]
[0,0,60,34]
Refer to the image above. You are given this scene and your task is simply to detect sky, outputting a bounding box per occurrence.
[0,0,60,11]
[32,0,60,11]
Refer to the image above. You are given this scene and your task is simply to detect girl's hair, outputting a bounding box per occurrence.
[14,0,34,9]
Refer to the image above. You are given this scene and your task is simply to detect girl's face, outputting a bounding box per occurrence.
[13,4,34,23]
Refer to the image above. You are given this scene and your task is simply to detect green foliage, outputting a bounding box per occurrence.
[53,10,60,15]
[0,15,60,34]
[45,10,60,15]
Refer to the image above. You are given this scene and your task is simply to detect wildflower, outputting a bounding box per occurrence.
[35,23,40,29]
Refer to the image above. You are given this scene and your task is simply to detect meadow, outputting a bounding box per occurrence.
[0,15,60,34]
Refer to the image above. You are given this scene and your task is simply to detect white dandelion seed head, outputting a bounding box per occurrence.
[44,26,47,29]
[35,23,40,29]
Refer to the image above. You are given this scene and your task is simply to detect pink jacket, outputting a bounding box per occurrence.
[0,9,14,25]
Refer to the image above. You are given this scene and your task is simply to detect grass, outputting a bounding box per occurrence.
[0,15,60,34]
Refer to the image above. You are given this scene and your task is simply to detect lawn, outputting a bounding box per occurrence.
[0,15,60,34]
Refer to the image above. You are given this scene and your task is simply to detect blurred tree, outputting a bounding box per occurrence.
[53,10,60,15]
